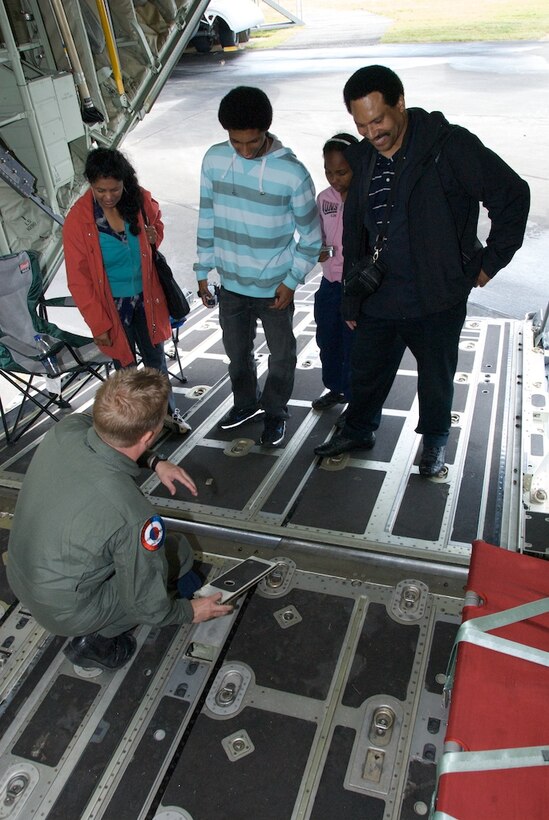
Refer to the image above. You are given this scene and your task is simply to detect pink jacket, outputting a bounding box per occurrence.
[317,186,345,283]
[63,188,171,367]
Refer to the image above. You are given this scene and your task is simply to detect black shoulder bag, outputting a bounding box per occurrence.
[141,207,190,321]
[345,144,407,300]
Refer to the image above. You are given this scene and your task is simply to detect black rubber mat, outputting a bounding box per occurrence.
[106,695,189,819]
[393,475,450,542]
[310,725,385,819]
[400,758,437,820]
[12,674,100,766]
[289,466,385,533]
[47,626,178,819]
[424,620,459,695]
[226,588,355,700]
[161,707,317,819]
[343,602,419,706]
[451,383,495,543]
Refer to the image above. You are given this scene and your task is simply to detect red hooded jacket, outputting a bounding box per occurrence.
[63,187,171,366]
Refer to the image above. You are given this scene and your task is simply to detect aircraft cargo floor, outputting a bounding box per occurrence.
[0,277,546,818]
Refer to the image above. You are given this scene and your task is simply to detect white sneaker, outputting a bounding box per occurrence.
[164,408,191,435]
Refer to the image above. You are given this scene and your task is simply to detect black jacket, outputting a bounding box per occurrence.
[342,108,530,318]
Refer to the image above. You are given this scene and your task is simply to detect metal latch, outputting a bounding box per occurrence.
[369,706,395,747]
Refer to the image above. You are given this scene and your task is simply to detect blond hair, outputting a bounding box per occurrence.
[93,368,170,448]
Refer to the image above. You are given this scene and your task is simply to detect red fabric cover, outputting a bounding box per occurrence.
[436,540,549,819]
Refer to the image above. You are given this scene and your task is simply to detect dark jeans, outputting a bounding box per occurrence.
[113,300,174,413]
[314,277,353,400]
[344,301,467,447]
[218,287,297,419]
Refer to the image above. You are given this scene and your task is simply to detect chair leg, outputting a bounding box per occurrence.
[169,326,187,384]
[0,372,63,443]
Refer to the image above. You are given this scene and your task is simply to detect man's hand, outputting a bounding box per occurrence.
[155,460,198,497]
[345,320,357,330]
[270,283,294,310]
[191,592,233,623]
[94,331,112,347]
[475,269,491,288]
[197,281,215,308]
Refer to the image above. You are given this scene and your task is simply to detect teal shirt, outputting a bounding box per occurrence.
[99,226,143,297]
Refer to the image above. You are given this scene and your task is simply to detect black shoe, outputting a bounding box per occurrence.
[314,432,375,458]
[63,631,137,670]
[419,445,448,478]
[260,417,286,447]
[217,406,264,430]
[312,391,346,411]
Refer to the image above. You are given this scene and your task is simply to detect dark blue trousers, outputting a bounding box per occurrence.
[114,300,175,413]
[344,301,467,447]
[314,278,353,400]
[218,287,296,420]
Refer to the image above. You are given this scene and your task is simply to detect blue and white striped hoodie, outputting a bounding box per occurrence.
[194,134,322,297]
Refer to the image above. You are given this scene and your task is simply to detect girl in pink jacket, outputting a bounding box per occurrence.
[313,134,358,418]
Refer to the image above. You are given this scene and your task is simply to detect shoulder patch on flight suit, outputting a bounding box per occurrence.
[140,515,165,551]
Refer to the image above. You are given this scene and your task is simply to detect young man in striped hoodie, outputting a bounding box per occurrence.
[194,86,322,447]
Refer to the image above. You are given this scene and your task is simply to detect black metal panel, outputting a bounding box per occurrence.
[456,349,476,373]
[424,620,459,694]
[0,635,65,736]
[226,588,355,700]
[48,626,178,819]
[158,446,276,508]
[452,381,469,414]
[385,373,418,412]
[206,336,230,356]
[343,603,419,706]
[310,725,385,820]
[370,415,406,462]
[482,323,510,545]
[392,475,450,542]
[161,708,317,819]
[105,695,189,820]
[525,512,549,556]
[531,434,544,457]
[174,357,228,392]
[481,323,501,374]
[289,466,385,533]
[452,383,495,544]
[400,758,437,820]
[291,367,330,402]
[12,674,100,766]
[401,347,417,371]
[261,414,339,515]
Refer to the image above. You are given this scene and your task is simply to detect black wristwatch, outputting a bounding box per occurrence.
[148,453,167,472]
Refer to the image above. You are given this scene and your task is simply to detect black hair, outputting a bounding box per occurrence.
[322,132,359,156]
[218,86,273,132]
[84,147,142,235]
[343,65,404,112]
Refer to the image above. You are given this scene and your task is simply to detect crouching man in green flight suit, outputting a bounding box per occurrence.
[7,367,233,671]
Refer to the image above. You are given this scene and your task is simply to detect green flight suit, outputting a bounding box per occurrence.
[7,414,194,637]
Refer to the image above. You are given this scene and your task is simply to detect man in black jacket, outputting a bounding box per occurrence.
[314,65,530,478]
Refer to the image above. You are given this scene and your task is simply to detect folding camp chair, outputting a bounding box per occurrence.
[0,250,110,443]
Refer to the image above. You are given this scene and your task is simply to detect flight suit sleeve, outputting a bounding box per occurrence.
[111,514,194,626]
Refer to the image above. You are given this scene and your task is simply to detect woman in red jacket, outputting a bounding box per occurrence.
[63,148,190,434]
